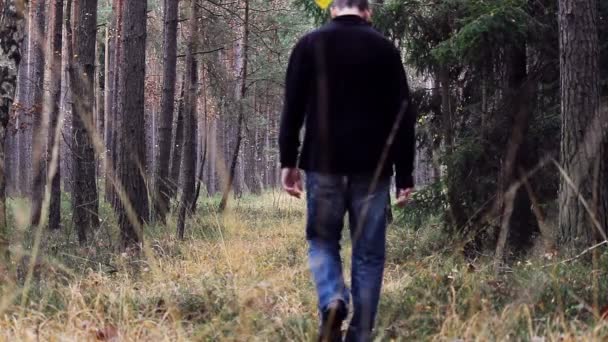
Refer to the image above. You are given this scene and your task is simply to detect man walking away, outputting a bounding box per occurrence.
[279,0,416,340]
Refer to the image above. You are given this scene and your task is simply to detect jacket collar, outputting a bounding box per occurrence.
[332,14,370,26]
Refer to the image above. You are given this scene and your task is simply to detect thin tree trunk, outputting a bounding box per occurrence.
[13,7,29,197]
[29,0,48,226]
[177,0,200,240]
[219,0,249,212]
[45,0,64,231]
[107,0,123,209]
[104,24,114,202]
[192,68,208,212]
[244,87,260,194]
[18,2,33,197]
[438,68,466,231]
[95,36,104,175]
[558,0,607,249]
[192,129,207,213]
[0,1,27,266]
[71,0,100,245]
[154,0,179,222]
[5,129,14,196]
[493,46,535,272]
[214,101,224,194]
[60,5,73,195]
[264,86,271,188]
[169,78,185,200]
[115,0,149,249]
[207,116,217,195]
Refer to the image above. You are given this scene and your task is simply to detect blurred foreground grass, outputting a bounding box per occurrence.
[0,192,607,341]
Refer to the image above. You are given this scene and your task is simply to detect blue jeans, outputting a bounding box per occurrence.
[306,172,390,341]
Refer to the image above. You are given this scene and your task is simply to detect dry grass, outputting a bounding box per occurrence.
[0,192,607,341]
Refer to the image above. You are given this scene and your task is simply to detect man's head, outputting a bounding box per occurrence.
[330,0,371,22]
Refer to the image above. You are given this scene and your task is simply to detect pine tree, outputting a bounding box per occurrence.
[114,0,149,249]
[71,0,100,244]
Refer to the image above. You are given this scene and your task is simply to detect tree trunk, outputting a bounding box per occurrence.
[493,46,536,272]
[45,0,64,231]
[153,0,179,222]
[219,0,249,212]
[244,94,261,195]
[5,128,14,196]
[177,0,199,240]
[105,0,123,212]
[438,68,466,231]
[104,24,114,201]
[17,1,33,197]
[29,0,47,227]
[558,0,607,249]
[262,86,270,188]
[169,78,185,200]
[71,0,100,245]
[12,5,29,197]
[191,135,206,213]
[207,116,217,195]
[192,68,208,212]
[115,0,149,249]
[504,46,536,251]
[0,0,27,266]
[95,35,104,175]
[60,7,73,195]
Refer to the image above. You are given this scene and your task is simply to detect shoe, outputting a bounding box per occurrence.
[318,300,347,342]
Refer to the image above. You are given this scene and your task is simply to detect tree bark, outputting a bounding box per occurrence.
[153,0,180,223]
[177,0,199,240]
[493,46,536,272]
[192,67,207,213]
[504,46,536,251]
[95,35,104,175]
[207,116,217,195]
[60,5,73,195]
[191,133,206,213]
[17,1,33,197]
[219,0,249,212]
[105,1,122,206]
[244,90,261,194]
[438,68,466,231]
[71,0,100,245]
[12,5,29,197]
[45,0,64,231]
[115,0,149,249]
[558,0,607,249]
[104,24,114,201]
[0,0,27,266]
[169,78,185,200]
[29,0,47,226]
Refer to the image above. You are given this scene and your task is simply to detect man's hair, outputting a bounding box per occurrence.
[331,0,370,11]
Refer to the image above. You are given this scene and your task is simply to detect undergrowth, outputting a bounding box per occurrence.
[0,192,607,341]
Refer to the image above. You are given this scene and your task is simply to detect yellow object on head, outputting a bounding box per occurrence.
[315,0,333,10]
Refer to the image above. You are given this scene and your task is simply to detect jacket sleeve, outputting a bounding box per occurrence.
[392,48,417,190]
[279,36,311,168]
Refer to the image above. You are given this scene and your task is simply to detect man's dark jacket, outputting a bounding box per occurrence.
[279,15,416,189]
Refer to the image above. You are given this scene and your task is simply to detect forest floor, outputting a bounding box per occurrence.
[1,193,607,341]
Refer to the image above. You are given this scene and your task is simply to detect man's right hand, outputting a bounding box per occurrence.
[281,168,303,199]
[395,188,413,207]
